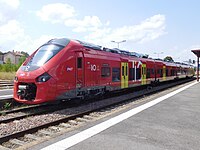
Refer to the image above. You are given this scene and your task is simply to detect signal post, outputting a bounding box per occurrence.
[191,49,200,81]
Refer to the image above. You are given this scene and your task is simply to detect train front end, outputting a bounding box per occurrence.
[14,38,70,104]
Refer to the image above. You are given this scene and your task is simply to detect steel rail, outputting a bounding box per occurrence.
[0,102,73,124]
[0,81,14,89]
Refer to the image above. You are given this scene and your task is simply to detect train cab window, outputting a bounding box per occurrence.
[77,58,82,68]
[112,68,120,82]
[28,44,65,67]
[101,67,110,77]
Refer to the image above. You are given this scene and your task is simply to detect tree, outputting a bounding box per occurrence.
[19,56,26,65]
[4,58,12,72]
[164,56,174,62]
[17,56,26,69]
[2,58,18,72]
[21,51,29,57]
[0,64,2,71]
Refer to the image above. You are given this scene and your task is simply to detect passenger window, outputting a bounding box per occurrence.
[101,67,110,77]
[112,68,120,82]
[157,69,160,74]
[129,68,135,80]
[77,58,82,68]
[166,69,168,76]
[160,69,163,77]
[151,69,155,74]
[147,69,151,78]
[136,68,141,80]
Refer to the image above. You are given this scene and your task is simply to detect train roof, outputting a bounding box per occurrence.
[76,39,193,66]
[46,38,70,47]
[54,38,192,68]
[77,40,102,50]
[76,40,149,58]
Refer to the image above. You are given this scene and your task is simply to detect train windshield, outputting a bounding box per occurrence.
[29,44,64,66]
[20,38,70,72]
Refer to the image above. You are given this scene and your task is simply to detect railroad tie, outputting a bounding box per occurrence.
[76,117,88,122]
[68,120,78,125]
[83,115,94,120]
[38,130,54,136]
[0,145,11,150]
[60,123,71,128]
[25,134,42,140]
[49,126,65,132]
[9,138,27,146]
[89,113,100,117]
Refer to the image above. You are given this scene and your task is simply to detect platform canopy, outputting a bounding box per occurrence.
[191,49,200,57]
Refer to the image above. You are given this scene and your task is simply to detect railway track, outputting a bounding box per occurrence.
[0,98,19,111]
[0,80,14,89]
[0,100,85,124]
[0,104,55,124]
[0,78,196,149]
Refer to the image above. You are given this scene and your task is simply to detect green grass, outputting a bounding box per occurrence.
[0,72,16,80]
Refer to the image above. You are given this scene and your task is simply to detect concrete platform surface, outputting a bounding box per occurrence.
[31,81,200,150]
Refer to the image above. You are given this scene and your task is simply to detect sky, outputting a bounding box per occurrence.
[0,0,200,63]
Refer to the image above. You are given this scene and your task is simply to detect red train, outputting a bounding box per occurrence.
[13,38,194,104]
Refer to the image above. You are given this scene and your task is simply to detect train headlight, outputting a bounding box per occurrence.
[14,76,18,81]
[36,72,51,82]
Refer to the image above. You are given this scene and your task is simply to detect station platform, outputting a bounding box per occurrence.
[31,81,200,150]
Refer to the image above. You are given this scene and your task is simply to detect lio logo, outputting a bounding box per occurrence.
[91,64,96,71]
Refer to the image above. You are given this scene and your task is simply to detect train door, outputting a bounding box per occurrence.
[121,62,128,88]
[76,52,84,88]
[141,64,146,85]
[163,66,166,81]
